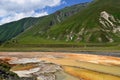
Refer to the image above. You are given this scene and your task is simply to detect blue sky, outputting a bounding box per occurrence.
[46,0,92,14]
[0,0,92,25]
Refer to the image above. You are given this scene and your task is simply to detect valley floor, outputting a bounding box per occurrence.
[0,46,120,57]
[0,52,120,80]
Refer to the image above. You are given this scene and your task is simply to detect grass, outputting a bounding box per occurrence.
[1,36,120,52]
[0,45,120,52]
[46,0,120,42]
[0,0,120,54]
[0,17,39,43]
[1,0,120,46]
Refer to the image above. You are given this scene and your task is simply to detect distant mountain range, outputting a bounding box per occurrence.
[0,0,120,47]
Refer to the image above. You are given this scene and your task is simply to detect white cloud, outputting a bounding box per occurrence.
[0,11,48,25]
[0,0,62,25]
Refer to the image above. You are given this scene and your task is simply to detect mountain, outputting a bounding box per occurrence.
[0,17,39,43]
[1,0,120,47]
[46,0,120,43]
[15,0,120,46]
[0,3,88,45]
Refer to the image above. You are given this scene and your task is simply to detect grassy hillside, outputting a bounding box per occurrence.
[0,17,39,43]
[47,0,120,43]
[0,3,88,46]
[1,0,120,48]
[15,0,120,45]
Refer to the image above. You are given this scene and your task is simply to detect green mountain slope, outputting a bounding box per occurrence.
[46,0,120,43]
[0,3,88,45]
[15,0,120,46]
[0,17,39,43]
[1,0,120,47]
